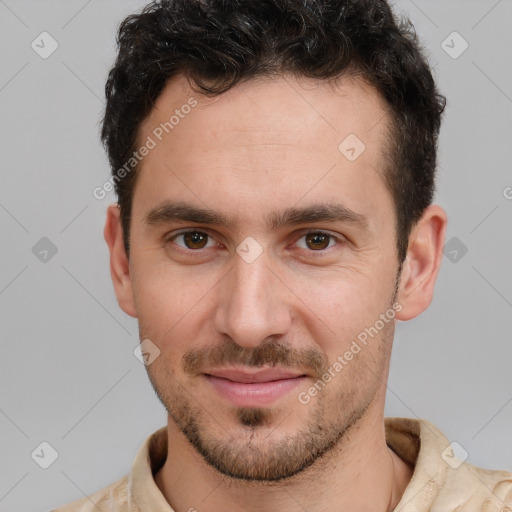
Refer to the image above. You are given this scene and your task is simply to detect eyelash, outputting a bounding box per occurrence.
[165,229,344,255]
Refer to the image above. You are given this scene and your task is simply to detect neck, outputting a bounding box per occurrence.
[155,406,414,512]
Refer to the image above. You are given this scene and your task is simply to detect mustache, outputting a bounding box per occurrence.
[182,339,328,378]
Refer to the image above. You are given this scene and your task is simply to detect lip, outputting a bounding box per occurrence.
[206,367,306,383]
[204,367,307,407]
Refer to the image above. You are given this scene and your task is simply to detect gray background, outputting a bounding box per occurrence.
[1,1,511,511]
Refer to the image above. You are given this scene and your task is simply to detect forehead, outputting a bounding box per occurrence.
[140,73,389,152]
[133,73,393,232]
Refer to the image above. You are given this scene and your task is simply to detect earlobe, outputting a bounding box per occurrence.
[395,205,447,321]
[104,204,137,318]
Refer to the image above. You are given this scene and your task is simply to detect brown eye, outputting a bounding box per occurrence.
[183,231,208,249]
[304,232,332,250]
[171,231,213,250]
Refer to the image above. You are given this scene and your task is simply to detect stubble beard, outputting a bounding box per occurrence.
[147,364,378,482]
[144,267,400,482]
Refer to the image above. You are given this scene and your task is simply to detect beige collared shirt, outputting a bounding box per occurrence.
[53,417,512,511]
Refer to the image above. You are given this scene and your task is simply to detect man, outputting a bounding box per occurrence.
[55,0,512,510]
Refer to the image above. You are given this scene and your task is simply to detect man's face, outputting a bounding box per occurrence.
[128,74,401,480]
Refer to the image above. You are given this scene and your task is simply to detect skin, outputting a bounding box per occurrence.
[104,73,447,512]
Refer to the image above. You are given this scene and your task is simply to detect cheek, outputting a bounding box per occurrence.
[290,271,390,351]
[131,260,217,345]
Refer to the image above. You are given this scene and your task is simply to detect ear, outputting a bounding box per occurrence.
[104,203,137,318]
[395,204,447,321]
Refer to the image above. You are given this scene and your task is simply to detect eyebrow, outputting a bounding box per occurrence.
[144,201,369,231]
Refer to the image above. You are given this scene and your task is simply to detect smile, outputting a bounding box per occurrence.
[204,368,308,407]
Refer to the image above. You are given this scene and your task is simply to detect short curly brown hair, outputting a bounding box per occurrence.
[101,0,446,263]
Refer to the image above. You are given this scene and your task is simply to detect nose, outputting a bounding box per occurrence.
[213,251,292,348]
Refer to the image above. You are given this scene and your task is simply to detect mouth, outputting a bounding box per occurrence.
[203,367,308,407]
